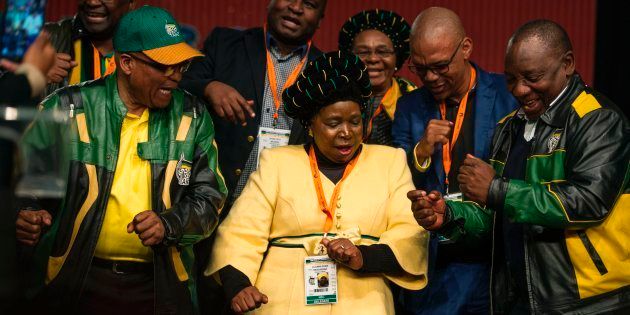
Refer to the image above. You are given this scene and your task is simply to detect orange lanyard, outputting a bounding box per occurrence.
[93,47,100,78]
[308,145,361,233]
[439,66,476,184]
[264,25,311,127]
[366,86,393,139]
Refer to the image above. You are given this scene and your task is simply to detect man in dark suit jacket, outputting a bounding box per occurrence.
[181,0,326,211]
[180,1,327,313]
[392,7,518,315]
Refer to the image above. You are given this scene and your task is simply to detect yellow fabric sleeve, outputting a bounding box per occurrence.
[206,149,278,284]
[413,142,432,172]
[379,149,429,290]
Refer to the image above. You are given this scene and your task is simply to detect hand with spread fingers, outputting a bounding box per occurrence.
[415,119,453,161]
[126,210,165,246]
[321,237,363,270]
[231,285,268,314]
[204,81,255,126]
[458,154,495,206]
[408,190,446,231]
[16,209,53,246]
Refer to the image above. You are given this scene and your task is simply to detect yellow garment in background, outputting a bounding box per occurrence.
[94,110,153,262]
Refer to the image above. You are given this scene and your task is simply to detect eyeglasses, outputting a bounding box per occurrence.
[128,53,191,76]
[352,49,396,59]
[408,38,464,76]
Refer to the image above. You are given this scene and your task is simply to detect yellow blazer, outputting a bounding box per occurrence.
[207,144,429,314]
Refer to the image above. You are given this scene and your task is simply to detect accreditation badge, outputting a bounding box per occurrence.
[304,255,338,305]
[256,127,290,167]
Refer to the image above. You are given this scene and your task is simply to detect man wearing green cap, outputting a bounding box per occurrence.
[16,6,227,314]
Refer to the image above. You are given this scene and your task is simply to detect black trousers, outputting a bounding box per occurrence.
[76,260,154,315]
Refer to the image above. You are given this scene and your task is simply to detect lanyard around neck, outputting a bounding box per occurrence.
[439,65,476,185]
[308,145,360,233]
[365,85,394,139]
[264,25,311,127]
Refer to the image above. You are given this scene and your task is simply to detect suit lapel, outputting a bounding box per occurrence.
[243,28,267,116]
[472,66,497,158]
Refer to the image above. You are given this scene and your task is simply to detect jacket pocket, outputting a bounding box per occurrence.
[564,193,630,299]
[576,230,608,275]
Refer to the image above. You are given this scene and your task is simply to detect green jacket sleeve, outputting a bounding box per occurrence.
[439,200,493,245]
[487,107,629,229]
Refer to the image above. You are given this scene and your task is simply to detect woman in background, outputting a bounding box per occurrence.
[339,9,416,145]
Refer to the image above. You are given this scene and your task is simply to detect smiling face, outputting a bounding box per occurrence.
[505,36,574,120]
[78,0,133,38]
[118,53,185,112]
[310,100,363,164]
[409,31,472,102]
[352,29,396,96]
[266,0,325,46]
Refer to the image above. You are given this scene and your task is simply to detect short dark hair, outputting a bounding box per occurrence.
[508,19,573,57]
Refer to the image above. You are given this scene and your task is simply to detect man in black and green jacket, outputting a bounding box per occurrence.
[410,20,629,314]
[16,6,227,314]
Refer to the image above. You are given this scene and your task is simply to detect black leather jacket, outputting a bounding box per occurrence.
[43,17,80,95]
[444,75,630,313]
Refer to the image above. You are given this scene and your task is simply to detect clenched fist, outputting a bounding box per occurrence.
[16,209,52,246]
[408,190,446,231]
[127,210,165,246]
[415,119,453,161]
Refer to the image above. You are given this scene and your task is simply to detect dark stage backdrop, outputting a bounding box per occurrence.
[39,0,596,87]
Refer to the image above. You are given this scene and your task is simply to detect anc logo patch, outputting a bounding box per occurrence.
[165,24,180,37]
[175,153,192,186]
[547,132,562,153]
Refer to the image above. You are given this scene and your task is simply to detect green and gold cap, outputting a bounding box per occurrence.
[113,5,202,65]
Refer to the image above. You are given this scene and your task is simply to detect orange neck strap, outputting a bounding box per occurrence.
[439,65,477,185]
[264,25,311,127]
[308,145,361,233]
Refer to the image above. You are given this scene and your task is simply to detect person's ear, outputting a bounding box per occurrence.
[461,37,473,60]
[561,50,575,77]
[117,53,133,75]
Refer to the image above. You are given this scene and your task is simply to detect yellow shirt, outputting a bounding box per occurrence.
[94,110,153,262]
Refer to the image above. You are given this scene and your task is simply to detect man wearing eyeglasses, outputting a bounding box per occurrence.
[392,7,517,315]
[410,19,629,314]
[16,6,227,314]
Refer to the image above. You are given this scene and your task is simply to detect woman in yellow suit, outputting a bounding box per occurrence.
[207,51,428,314]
